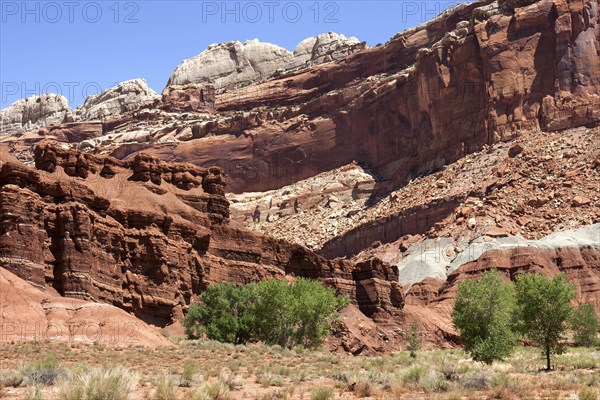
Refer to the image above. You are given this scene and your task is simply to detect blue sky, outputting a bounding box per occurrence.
[0,0,461,108]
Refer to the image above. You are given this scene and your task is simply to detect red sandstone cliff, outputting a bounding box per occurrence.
[117,0,600,194]
[0,144,403,350]
[0,0,599,353]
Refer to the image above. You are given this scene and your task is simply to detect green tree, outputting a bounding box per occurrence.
[182,278,349,348]
[183,282,258,344]
[253,278,349,348]
[452,269,518,364]
[515,273,576,370]
[251,278,295,347]
[571,303,599,347]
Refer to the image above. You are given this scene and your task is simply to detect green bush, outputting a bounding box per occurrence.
[572,303,599,347]
[452,270,518,364]
[515,273,576,370]
[252,278,349,348]
[183,278,349,349]
[183,282,258,344]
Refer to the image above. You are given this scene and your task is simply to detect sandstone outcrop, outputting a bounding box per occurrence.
[0,94,74,136]
[165,33,365,90]
[75,79,160,121]
[0,143,404,352]
[104,0,597,196]
[230,127,599,259]
[1,0,599,353]
[162,84,216,113]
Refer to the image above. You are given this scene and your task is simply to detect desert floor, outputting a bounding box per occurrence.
[1,340,599,399]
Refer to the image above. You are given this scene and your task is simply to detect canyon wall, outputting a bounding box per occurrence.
[0,144,402,335]
[140,0,600,193]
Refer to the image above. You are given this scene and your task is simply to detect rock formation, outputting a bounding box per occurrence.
[75,79,160,120]
[161,84,216,113]
[405,224,600,345]
[0,0,599,352]
[165,33,365,90]
[0,94,74,136]
[88,0,597,195]
[0,143,403,351]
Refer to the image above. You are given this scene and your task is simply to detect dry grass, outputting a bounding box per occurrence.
[0,341,598,399]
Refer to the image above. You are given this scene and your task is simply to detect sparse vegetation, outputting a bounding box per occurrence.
[180,360,200,388]
[153,374,178,400]
[579,386,599,400]
[1,335,599,399]
[202,379,232,400]
[55,366,139,400]
[21,355,64,386]
[311,387,334,400]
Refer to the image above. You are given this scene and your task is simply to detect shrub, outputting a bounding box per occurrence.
[421,372,450,393]
[439,358,469,382]
[579,386,598,400]
[452,270,518,364]
[572,303,599,347]
[181,361,200,388]
[352,379,374,397]
[459,370,493,390]
[311,387,334,400]
[202,380,232,400]
[402,366,427,386]
[405,323,422,358]
[218,372,242,391]
[183,282,258,344]
[21,355,64,386]
[515,273,576,370]
[55,366,139,400]
[153,374,178,400]
[183,278,349,349]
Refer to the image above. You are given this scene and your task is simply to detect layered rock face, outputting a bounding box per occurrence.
[107,0,598,195]
[231,126,599,258]
[0,94,74,135]
[404,224,600,344]
[0,1,599,352]
[0,144,403,344]
[165,33,365,90]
